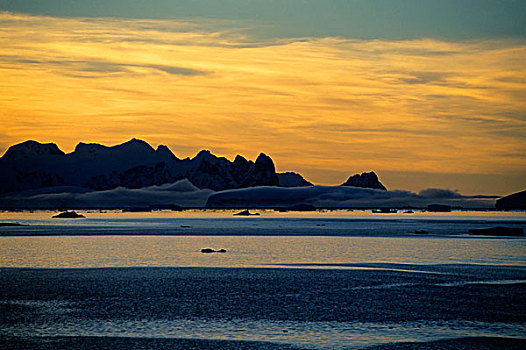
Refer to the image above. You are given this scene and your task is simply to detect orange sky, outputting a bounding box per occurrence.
[0,12,525,194]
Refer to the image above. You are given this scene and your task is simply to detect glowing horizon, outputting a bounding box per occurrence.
[1,11,525,195]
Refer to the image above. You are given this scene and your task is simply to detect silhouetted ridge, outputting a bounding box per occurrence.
[277,172,313,187]
[74,142,108,154]
[3,140,64,160]
[0,140,286,194]
[0,139,389,195]
[341,171,387,190]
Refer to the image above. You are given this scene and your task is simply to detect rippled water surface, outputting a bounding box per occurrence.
[1,210,525,349]
[1,210,525,268]
[1,235,526,268]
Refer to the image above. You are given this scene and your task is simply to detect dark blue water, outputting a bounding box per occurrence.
[1,211,525,348]
[0,266,525,349]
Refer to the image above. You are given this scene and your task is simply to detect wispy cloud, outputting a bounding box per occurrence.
[0,12,525,193]
[0,54,207,78]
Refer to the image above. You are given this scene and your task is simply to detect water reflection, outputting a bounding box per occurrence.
[1,235,525,268]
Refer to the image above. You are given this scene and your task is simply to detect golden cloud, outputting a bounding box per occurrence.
[0,12,525,186]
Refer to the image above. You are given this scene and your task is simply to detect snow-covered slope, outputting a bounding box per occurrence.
[206,185,497,209]
[0,180,212,209]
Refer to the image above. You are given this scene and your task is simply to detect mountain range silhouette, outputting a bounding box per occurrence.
[0,139,386,194]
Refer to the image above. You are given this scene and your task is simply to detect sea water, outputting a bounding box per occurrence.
[0,210,525,349]
[1,210,525,268]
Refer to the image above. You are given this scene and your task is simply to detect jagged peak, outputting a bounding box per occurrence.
[255,152,272,163]
[233,154,248,164]
[2,140,64,159]
[192,149,224,166]
[255,153,276,171]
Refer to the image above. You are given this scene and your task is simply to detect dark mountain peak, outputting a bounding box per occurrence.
[233,154,252,170]
[2,140,65,160]
[255,153,276,174]
[278,172,313,187]
[234,154,248,164]
[341,171,387,191]
[255,152,273,166]
[156,144,178,160]
[193,149,217,162]
[196,149,211,156]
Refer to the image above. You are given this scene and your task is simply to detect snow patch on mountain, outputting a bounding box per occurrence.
[0,180,212,209]
[206,185,496,209]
